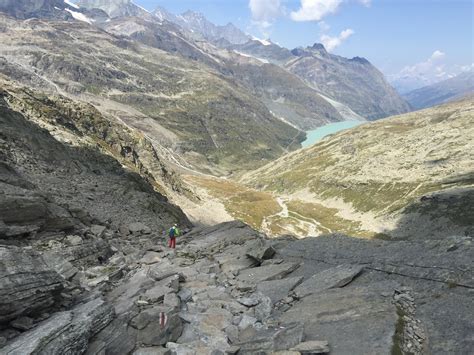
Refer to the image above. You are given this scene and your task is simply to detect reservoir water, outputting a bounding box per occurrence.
[302,120,364,148]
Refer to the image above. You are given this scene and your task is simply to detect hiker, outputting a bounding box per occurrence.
[168,224,180,249]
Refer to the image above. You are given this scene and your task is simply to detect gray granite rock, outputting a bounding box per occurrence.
[282,284,397,354]
[0,246,64,325]
[291,340,330,354]
[246,244,276,263]
[236,322,304,352]
[256,276,304,305]
[293,264,363,298]
[130,306,183,346]
[237,262,300,284]
[2,298,114,354]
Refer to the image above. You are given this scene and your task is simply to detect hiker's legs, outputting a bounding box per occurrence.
[168,238,172,248]
[171,238,176,249]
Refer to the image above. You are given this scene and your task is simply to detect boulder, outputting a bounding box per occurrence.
[178,288,193,302]
[141,285,174,304]
[291,341,330,354]
[246,244,276,263]
[65,235,83,246]
[254,295,272,322]
[2,298,114,354]
[90,225,106,238]
[237,262,300,284]
[130,306,183,346]
[10,316,34,331]
[256,276,304,305]
[139,251,161,265]
[0,246,64,325]
[293,264,363,298]
[164,293,181,309]
[238,315,257,330]
[128,222,152,235]
[236,323,304,352]
[133,347,171,355]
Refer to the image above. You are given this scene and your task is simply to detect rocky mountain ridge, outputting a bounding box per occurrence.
[220,41,410,121]
[0,12,307,175]
[403,71,474,110]
[12,0,409,124]
[153,6,250,45]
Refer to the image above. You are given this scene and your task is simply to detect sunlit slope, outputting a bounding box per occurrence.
[242,99,474,238]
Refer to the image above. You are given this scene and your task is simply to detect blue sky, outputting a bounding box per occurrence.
[135,0,473,91]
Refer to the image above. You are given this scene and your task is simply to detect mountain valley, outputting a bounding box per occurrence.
[0,1,472,354]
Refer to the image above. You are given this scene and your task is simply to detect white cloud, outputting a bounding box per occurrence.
[320,28,354,51]
[359,0,372,7]
[318,20,331,32]
[249,0,282,33]
[460,63,474,72]
[430,50,445,60]
[291,0,343,22]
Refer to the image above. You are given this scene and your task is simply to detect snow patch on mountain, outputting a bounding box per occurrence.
[64,0,79,9]
[65,8,93,24]
[233,50,269,64]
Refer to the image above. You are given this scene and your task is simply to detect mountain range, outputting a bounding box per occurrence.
[8,0,410,119]
[403,71,474,110]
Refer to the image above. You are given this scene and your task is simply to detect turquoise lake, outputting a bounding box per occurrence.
[302,121,364,148]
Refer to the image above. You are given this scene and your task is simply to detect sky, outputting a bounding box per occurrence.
[134,0,474,92]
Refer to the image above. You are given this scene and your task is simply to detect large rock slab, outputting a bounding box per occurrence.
[130,305,182,346]
[291,341,330,354]
[236,322,304,353]
[236,262,300,284]
[256,276,304,305]
[246,243,276,263]
[2,298,114,354]
[293,264,363,298]
[0,246,64,324]
[281,283,398,354]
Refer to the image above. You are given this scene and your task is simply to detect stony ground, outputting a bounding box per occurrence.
[2,217,473,354]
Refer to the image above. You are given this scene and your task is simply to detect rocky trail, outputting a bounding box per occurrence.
[1,219,472,354]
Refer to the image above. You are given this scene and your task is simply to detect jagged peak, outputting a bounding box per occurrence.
[350,56,370,65]
[311,42,327,52]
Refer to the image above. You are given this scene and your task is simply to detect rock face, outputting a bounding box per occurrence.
[0,0,68,19]
[76,0,150,19]
[2,298,114,354]
[152,7,250,45]
[285,44,411,120]
[0,246,64,325]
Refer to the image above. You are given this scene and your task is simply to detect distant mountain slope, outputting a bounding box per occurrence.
[100,16,345,130]
[403,71,474,109]
[0,13,302,174]
[76,0,151,19]
[153,7,250,45]
[227,41,411,120]
[77,1,409,122]
[242,99,474,239]
[284,45,411,120]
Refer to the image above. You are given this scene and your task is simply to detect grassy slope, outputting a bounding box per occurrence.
[189,99,473,238]
[241,99,474,237]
